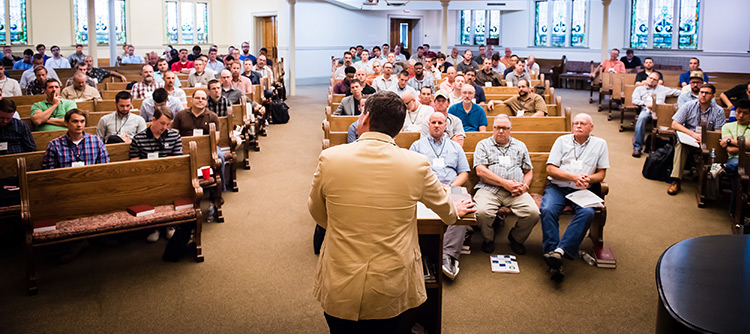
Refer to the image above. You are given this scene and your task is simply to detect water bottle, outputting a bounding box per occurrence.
[710,148,716,165]
[579,251,596,266]
[206,203,215,223]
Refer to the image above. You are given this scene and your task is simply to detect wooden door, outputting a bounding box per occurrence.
[390,19,418,54]
[259,16,278,60]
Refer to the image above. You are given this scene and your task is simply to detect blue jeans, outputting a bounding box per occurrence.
[633,109,651,151]
[726,157,738,212]
[540,183,595,258]
[217,146,226,192]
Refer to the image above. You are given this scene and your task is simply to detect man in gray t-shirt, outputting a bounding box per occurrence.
[541,113,609,283]
[421,90,465,146]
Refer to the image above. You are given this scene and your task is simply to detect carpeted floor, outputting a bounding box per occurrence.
[0,85,732,333]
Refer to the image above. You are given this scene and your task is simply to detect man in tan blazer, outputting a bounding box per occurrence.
[309,91,475,331]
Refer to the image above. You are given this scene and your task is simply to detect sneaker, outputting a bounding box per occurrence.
[549,266,565,283]
[441,255,459,280]
[460,244,471,255]
[481,240,495,254]
[668,180,681,195]
[507,233,526,255]
[632,148,642,158]
[543,250,563,270]
[165,226,176,240]
[146,229,160,243]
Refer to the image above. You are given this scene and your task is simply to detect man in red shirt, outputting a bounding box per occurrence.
[170,48,194,73]
[590,48,626,80]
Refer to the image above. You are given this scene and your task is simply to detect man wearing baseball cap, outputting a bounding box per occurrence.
[678,71,707,109]
[422,90,465,147]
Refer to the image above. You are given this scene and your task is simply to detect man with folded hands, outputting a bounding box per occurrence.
[488,79,546,117]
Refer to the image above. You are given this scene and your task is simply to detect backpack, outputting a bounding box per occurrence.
[642,143,674,181]
[268,98,290,124]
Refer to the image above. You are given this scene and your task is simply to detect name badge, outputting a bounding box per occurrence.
[164,143,171,149]
[498,156,511,166]
[71,161,85,167]
[571,160,584,171]
[193,129,204,136]
[147,152,159,160]
[432,158,445,168]
[74,99,85,103]
[485,82,491,87]
[516,110,525,117]
[195,83,202,88]
[0,142,7,151]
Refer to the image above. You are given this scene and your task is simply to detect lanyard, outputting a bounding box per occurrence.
[494,139,512,156]
[429,137,446,158]
[115,114,128,135]
[572,136,590,161]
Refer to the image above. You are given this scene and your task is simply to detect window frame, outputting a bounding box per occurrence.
[71,0,129,46]
[0,0,28,45]
[164,0,211,45]
[456,10,502,47]
[532,0,590,49]
[627,0,703,50]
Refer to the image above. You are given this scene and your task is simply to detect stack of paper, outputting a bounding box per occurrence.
[565,189,604,208]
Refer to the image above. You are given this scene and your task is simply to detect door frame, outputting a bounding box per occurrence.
[386,14,424,52]
[253,12,278,57]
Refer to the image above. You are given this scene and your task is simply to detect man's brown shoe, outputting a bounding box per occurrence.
[668,181,681,195]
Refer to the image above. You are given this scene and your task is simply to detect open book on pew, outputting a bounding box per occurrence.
[565,189,604,208]
[676,131,699,148]
[417,186,476,220]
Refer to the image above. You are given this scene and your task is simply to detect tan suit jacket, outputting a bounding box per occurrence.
[308,131,458,321]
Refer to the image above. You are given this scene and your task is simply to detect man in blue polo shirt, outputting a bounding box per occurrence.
[679,57,709,88]
[448,84,487,132]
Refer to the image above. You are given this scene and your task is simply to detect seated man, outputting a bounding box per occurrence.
[242,59,262,85]
[31,79,78,131]
[499,48,513,68]
[371,62,398,92]
[502,55,519,77]
[85,56,127,83]
[407,62,434,93]
[67,44,85,67]
[354,49,373,74]
[620,49,641,70]
[439,66,457,93]
[154,59,181,87]
[422,90,464,146]
[170,49,194,73]
[12,48,33,70]
[410,112,471,280]
[65,62,97,87]
[238,41,256,63]
[541,113,609,283]
[346,97,367,143]
[96,91,146,144]
[188,45,203,61]
[334,79,365,116]
[488,79,547,117]
[0,63,21,97]
[61,72,102,101]
[448,85,487,132]
[474,115,539,255]
[120,44,145,64]
[25,66,49,95]
[206,48,225,74]
[448,74,465,105]
[419,86,434,108]
[367,61,381,85]
[668,84,725,195]
[333,52,354,80]
[526,56,541,77]
[719,82,749,109]
[187,58,215,88]
[354,68,376,95]
[0,99,36,155]
[400,89,433,132]
[631,72,681,157]
[436,53,453,74]
[423,56,441,81]
[679,58,709,87]
[635,57,663,86]
[44,45,71,69]
[589,48,625,81]
[504,58,531,87]
[229,62,253,95]
[333,66,355,95]
[720,100,750,212]
[388,70,418,97]
[42,109,110,169]
[491,53,506,74]
[456,49,479,74]
[139,88,183,122]
[162,71,187,108]
[131,64,164,100]
[476,59,503,87]
[464,70,486,103]
[677,71,706,109]
[207,79,232,117]
[219,69,245,105]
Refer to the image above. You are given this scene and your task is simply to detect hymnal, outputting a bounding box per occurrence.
[490,255,520,274]
[33,219,56,233]
[127,204,155,217]
[593,245,617,268]
[174,198,193,211]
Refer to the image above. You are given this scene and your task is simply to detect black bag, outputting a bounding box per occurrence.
[269,98,290,124]
[642,143,674,181]
[163,222,195,262]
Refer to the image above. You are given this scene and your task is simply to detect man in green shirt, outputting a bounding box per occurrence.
[30,78,78,131]
[720,99,750,213]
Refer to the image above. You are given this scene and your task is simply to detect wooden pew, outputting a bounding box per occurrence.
[483,95,562,117]
[32,127,97,149]
[650,103,678,151]
[323,131,567,152]
[7,95,46,106]
[16,100,95,119]
[217,116,239,192]
[697,129,727,207]
[18,142,203,295]
[95,99,144,111]
[183,126,224,223]
[733,137,750,234]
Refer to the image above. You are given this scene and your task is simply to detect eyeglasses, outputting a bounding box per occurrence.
[493,126,510,131]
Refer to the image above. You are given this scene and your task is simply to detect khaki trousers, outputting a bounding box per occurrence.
[670,140,698,179]
[474,188,540,243]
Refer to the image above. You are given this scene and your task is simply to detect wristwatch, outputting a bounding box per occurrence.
[727,138,732,145]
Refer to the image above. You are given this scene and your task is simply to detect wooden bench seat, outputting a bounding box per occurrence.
[18,142,203,295]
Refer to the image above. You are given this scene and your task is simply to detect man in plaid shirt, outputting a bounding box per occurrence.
[207,79,231,117]
[130,64,163,99]
[42,109,110,169]
[0,99,36,155]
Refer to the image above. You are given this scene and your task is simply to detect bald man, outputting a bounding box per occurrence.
[60,72,101,101]
[401,89,433,132]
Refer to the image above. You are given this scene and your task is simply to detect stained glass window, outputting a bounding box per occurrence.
[550,0,567,47]
[570,0,586,47]
[1,0,27,45]
[458,10,499,46]
[678,0,699,49]
[488,10,500,40]
[459,10,471,45]
[651,0,673,48]
[534,1,548,46]
[166,1,209,44]
[73,0,127,45]
[472,10,486,45]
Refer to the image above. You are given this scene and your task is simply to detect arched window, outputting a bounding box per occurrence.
[459,10,501,46]
[165,0,209,44]
[73,0,127,45]
[630,0,701,49]
[0,0,28,45]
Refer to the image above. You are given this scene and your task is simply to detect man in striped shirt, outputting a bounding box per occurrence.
[42,109,109,169]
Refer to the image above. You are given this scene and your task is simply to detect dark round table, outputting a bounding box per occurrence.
[656,234,750,333]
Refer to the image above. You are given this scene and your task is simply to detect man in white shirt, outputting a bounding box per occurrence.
[187,58,215,88]
[254,55,273,79]
[67,44,86,67]
[372,62,398,92]
[491,54,506,74]
[447,48,461,66]
[526,56,540,77]
[631,72,681,157]
[163,71,188,108]
[206,48,225,75]
[20,54,59,88]
[121,45,144,64]
[370,46,386,63]
[388,71,418,97]
[334,52,354,80]
[154,59,182,88]
[45,45,70,69]
[355,49,374,74]
[0,63,22,97]
[400,89,433,132]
